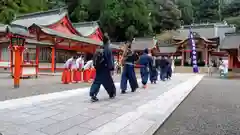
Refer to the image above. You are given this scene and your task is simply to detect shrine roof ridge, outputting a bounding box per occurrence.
[220,33,240,49]
[225,32,240,36]
[181,22,230,29]
[131,37,157,51]
[0,24,7,32]
[73,21,100,37]
[158,41,173,47]
[72,21,99,26]
[15,7,68,20]
[133,37,156,41]
[11,7,68,27]
[7,24,32,37]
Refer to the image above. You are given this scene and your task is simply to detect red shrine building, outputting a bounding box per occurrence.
[1,8,239,74]
[0,8,104,73]
[157,22,240,72]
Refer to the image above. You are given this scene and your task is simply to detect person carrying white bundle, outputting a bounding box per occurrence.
[83,60,94,70]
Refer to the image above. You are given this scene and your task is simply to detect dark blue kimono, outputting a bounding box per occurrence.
[120,51,139,93]
[159,58,169,81]
[90,44,116,98]
[150,57,158,83]
[166,59,172,79]
[139,50,152,85]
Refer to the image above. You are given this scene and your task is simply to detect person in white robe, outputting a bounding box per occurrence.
[76,56,85,70]
[171,57,175,73]
[64,56,77,80]
[64,56,77,69]
[64,57,73,69]
[83,60,94,70]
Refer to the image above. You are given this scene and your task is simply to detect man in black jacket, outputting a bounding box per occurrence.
[89,33,116,102]
[158,56,169,81]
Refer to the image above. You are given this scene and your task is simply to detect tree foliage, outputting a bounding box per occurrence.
[69,0,181,41]
[177,0,194,24]
[222,0,240,31]
[0,0,239,40]
[0,0,48,24]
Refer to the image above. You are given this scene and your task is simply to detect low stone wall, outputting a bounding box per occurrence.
[232,68,240,73]
[39,63,64,68]
[174,66,218,73]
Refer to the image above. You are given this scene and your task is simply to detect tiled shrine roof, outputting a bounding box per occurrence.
[73,21,100,37]
[0,24,32,37]
[11,8,68,27]
[131,38,158,51]
[29,24,102,46]
[220,33,240,49]
[158,41,177,53]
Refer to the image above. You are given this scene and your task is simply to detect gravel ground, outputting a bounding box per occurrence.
[154,76,240,135]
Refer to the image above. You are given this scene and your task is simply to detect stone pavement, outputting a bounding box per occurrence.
[154,76,240,135]
[0,73,203,135]
[0,73,126,101]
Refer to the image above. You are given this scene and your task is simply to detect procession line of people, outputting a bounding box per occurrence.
[86,34,174,102]
[62,33,174,102]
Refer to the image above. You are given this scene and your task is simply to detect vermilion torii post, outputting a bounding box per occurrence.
[9,35,26,88]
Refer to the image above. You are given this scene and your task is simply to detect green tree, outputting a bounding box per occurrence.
[47,0,66,9]
[146,0,181,34]
[20,0,48,13]
[70,0,89,22]
[122,0,150,37]
[177,0,194,24]
[125,25,138,41]
[0,0,20,24]
[222,0,240,31]
[194,0,220,23]
[99,0,124,39]
[0,0,48,24]
[223,0,240,17]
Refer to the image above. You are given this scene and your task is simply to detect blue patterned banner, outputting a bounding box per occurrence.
[189,28,199,73]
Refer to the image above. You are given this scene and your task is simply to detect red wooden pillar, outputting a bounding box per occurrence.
[181,48,184,66]
[36,47,40,77]
[228,53,234,69]
[51,47,55,73]
[13,46,24,88]
[10,49,13,73]
[26,52,29,62]
[0,47,2,61]
[205,45,208,66]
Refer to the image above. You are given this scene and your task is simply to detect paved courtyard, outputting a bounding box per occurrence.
[0,73,203,135]
[0,73,125,101]
[154,76,240,135]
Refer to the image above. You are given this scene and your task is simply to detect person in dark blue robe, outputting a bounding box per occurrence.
[120,43,139,94]
[166,56,172,80]
[89,34,116,102]
[139,48,152,88]
[159,56,169,81]
[150,55,158,84]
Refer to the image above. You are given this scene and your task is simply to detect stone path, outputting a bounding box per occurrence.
[0,73,126,101]
[154,76,240,135]
[0,73,203,135]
